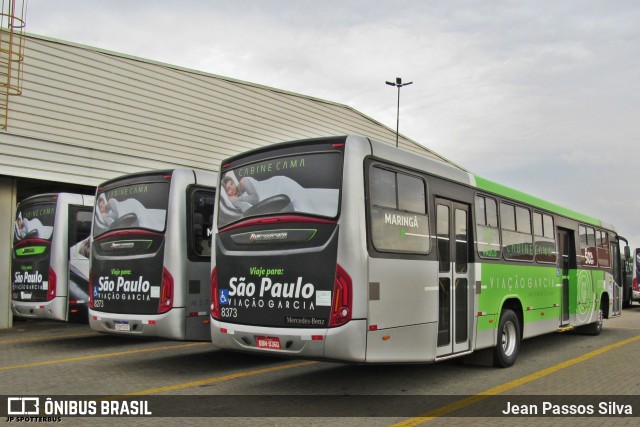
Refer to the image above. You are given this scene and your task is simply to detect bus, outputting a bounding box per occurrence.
[625,248,640,307]
[12,193,94,322]
[89,169,216,341]
[209,135,627,366]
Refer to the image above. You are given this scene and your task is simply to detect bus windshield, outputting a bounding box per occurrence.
[93,182,169,238]
[14,202,55,244]
[218,152,342,228]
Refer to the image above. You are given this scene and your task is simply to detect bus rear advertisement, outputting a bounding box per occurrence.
[12,193,94,322]
[214,148,344,329]
[89,169,216,341]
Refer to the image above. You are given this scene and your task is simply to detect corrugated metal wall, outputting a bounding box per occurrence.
[0,33,457,187]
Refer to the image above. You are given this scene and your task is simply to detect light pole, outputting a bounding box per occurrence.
[386,77,413,148]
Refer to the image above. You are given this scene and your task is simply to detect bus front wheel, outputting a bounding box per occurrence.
[580,305,603,336]
[493,309,521,368]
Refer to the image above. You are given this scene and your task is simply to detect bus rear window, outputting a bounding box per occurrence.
[93,182,169,237]
[218,152,342,228]
[14,203,55,243]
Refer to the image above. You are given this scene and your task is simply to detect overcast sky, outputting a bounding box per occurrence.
[25,0,640,250]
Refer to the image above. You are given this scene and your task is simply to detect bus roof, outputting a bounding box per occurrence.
[474,175,613,230]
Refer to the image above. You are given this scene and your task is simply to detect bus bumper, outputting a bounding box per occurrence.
[210,318,367,362]
[12,297,67,321]
[89,308,187,340]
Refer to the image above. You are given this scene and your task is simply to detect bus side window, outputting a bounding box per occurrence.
[500,203,534,262]
[533,212,556,263]
[75,210,93,243]
[190,190,215,257]
[369,165,430,255]
[475,195,500,259]
[72,209,93,258]
[579,225,598,267]
[597,230,611,268]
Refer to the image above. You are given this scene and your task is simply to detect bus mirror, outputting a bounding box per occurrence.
[624,245,630,259]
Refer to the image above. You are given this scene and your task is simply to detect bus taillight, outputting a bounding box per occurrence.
[210,267,220,320]
[158,267,174,314]
[46,267,57,301]
[330,264,352,327]
[633,277,638,292]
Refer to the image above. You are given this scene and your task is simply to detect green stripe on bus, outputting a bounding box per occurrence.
[474,176,601,226]
[476,263,606,331]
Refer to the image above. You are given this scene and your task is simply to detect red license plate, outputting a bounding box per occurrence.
[256,336,282,349]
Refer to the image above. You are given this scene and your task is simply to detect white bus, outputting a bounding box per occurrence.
[89,169,216,341]
[12,193,94,322]
[209,135,626,366]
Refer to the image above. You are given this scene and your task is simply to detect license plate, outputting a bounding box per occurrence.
[114,321,130,331]
[256,336,282,350]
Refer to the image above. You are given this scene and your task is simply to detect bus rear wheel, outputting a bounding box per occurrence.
[581,305,603,336]
[493,309,521,368]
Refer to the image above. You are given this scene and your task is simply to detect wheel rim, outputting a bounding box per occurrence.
[501,321,517,357]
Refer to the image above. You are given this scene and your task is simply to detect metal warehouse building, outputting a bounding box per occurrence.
[0,32,453,329]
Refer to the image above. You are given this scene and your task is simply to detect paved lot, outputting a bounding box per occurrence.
[1,306,639,426]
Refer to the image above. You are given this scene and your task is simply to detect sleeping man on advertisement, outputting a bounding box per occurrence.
[95,193,166,233]
[220,172,338,219]
[96,194,119,226]
[14,212,54,241]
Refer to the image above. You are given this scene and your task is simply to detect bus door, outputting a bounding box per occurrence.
[435,198,471,356]
[609,240,622,316]
[186,187,215,340]
[67,206,92,319]
[557,228,574,325]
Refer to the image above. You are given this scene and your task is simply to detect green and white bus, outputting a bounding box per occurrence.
[209,135,627,366]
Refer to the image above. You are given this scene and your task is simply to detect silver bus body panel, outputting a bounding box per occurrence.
[89,308,187,340]
[473,320,497,351]
[168,169,216,341]
[336,136,372,323]
[13,298,68,320]
[210,318,368,362]
[521,316,562,340]
[367,259,439,328]
[366,323,438,363]
[365,258,439,362]
[163,169,193,311]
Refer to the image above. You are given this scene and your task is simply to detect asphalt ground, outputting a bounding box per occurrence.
[1,305,640,426]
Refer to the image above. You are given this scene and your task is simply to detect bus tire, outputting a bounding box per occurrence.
[493,309,520,368]
[581,306,603,336]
